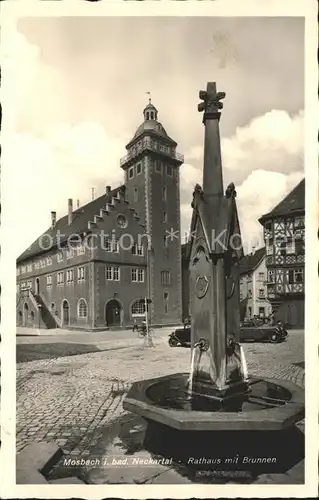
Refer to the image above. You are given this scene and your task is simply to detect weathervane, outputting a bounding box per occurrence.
[146,91,152,105]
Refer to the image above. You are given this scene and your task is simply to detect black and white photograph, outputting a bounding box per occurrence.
[0,0,318,497]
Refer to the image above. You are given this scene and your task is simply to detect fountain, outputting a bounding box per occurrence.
[123,82,304,470]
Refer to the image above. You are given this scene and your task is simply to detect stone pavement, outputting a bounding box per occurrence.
[16,330,305,484]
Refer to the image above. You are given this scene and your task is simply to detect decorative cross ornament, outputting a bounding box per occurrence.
[198,82,226,121]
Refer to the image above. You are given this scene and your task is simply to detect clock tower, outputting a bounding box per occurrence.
[120,98,184,325]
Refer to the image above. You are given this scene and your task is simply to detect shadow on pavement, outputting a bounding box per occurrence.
[47,411,304,485]
[16,343,130,363]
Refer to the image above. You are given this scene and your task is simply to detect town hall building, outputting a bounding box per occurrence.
[16,100,184,330]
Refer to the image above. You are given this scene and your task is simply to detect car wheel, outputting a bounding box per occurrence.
[270,332,279,343]
[168,337,177,347]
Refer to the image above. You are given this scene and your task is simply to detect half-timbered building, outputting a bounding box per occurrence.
[259,179,305,328]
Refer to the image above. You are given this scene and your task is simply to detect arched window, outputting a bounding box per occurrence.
[131,299,146,316]
[31,311,35,319]
[51,302,55,312]
[77,299,87,318]
[146,112,149,120]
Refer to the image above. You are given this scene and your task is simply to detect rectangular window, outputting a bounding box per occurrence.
[66,269,74,284]
[259,288,265,298]
[104,237,112,252]
[106,266,120,281]
[163,211,167,223]
[57,251,63,262]
[106,266,113,280]
[129,167,134,179]
[155,160,162,173]
[294,268,304,283]
[294,217,304,229]
[46,275,52,288]
[268,270,275,283]
[136,163,142,175]
[131,268,144,282]
[247,289,252,298]
[285,239,295,255]
[112,239,120,253]
[259,307,265,317]
[163,291,169,301]
[132,243,143,256]
[164,235,168,248]
[57,272,64,285]
[162,186,167,201]
[27,264,33,272]
[164,303,168,314]
[266,245,273,256]
[166,165,173,176]
[161,270,171,285]
[258,272,265,280]
[27,280,32,289]
[113,266,120,281]
[77,266,85,282]
[288,270,294,284]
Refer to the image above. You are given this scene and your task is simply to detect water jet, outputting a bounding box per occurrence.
[123,82,304,473]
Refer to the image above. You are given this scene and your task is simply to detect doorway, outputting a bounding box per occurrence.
[62,300,70,326]
[23,302,29,327]
[105,299,122,327]
[286,303,297,327]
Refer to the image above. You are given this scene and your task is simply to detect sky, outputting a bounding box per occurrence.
[2,16,304,257]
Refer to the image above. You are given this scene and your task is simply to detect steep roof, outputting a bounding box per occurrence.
[17,185,125,263]
[259,178,305,223]
[239,247,265,275]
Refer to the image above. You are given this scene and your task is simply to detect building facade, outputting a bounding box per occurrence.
[239,247,272,321]
[259,179,305,328]
[16,101,184,330]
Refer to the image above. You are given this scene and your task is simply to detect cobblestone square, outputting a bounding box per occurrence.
[16,329,304,484]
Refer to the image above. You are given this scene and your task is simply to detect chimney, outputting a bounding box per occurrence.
[68,198,73,225]
[76,199,80,209]
[106,185,111,194]
[51,211,56,229]
[252,245,256,255]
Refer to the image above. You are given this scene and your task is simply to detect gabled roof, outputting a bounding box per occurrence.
[259,178,305,223]
[239,247,265,275]
[188,185,244,261]
[17,185,125,263]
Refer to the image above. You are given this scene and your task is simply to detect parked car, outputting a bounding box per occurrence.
[168,322,288,347]
[168,327,191,347]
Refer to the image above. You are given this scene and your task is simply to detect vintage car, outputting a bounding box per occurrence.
[168,322,288,347]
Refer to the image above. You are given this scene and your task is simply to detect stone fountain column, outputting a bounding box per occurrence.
[189,82,247,403]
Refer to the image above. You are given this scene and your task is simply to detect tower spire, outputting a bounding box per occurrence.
[146,91,151,105]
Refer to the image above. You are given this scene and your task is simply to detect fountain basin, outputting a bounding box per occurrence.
[123,373,304,431]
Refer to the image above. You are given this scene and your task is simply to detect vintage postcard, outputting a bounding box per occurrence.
[0,0,318,498]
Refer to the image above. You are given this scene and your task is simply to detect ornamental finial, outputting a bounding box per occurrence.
[198,82,226,116]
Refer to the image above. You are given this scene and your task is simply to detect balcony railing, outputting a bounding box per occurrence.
[120,140,184,166]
